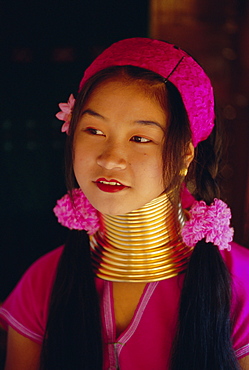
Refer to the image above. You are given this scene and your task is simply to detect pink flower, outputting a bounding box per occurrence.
[181,198,234,250]
[53,188,99,235]
[55,94,75,134]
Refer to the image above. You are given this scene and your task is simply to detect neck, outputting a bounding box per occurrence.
[90,192,192,282]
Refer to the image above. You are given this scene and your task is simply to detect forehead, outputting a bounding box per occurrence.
[83,78,167,119]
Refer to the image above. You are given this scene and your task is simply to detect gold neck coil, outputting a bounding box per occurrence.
[90,192,192,282]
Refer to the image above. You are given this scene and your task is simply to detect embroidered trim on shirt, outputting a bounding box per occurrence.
[236,343,249,359]
[103,282,116,367]
[102,281,159,367]
[116,282,159,357]
[0,308,43,343]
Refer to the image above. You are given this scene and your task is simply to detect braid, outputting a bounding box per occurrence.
[40,230,103,369]
[170,118,239,369]
[188,113,225,204]
[170,241,239,370]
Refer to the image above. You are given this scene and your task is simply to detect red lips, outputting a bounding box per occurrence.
[95,178,127,193]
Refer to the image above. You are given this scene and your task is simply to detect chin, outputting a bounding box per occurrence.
[93,202,137,216]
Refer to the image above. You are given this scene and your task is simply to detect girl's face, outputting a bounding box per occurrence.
[73,79,167,215]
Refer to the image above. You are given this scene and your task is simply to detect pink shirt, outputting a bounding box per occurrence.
[0,242,249,369]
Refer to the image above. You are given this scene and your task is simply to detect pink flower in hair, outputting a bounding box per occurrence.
[53,188,99,235]
[181,198,234,251]
[55,93,75,134]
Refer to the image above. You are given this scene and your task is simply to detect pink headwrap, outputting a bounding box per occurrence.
[78,38,215,146]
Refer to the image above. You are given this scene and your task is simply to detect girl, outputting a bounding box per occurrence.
[1,38,249,370]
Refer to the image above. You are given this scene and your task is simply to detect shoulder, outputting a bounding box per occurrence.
[8,246,64,307]
[12,246,64,296]
[221,242,249,300]
[25,246,64,280]
[221,242,249,357]
[0,246,64,343]
[221,242,249,279]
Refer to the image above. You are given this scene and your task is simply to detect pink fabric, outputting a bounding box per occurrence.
[180,183,195,209]
[0,248,60,343]
[79,38,215,147]
[0,242,249,368]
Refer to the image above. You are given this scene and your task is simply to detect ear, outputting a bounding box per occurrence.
[184,142,194,169]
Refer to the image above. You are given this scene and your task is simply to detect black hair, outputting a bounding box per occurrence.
[40,230,103,369]
[40,66,239,369]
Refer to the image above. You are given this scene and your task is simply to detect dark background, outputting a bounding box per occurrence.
[0,0,149,301]
[1,0,249,303]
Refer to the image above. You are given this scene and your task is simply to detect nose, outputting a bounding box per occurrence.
[97,142,127,170]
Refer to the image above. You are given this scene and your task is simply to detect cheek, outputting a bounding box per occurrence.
[135,153,163,179]
[74,140,92,162]
[151,157,164,182]
[73,148,90,177]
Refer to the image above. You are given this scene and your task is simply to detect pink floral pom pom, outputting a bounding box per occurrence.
[55,93,75,134]
[53,188,99,235]
[181,198,234,251]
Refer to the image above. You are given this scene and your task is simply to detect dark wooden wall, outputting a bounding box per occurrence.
[150,0,249,247]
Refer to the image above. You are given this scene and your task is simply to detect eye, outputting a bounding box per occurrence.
[85,127,104,136]
[131,136,151,143]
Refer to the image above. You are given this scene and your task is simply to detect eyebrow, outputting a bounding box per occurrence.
[134,120,164,131]
[81,109,105,119]
[81,109,165,131]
